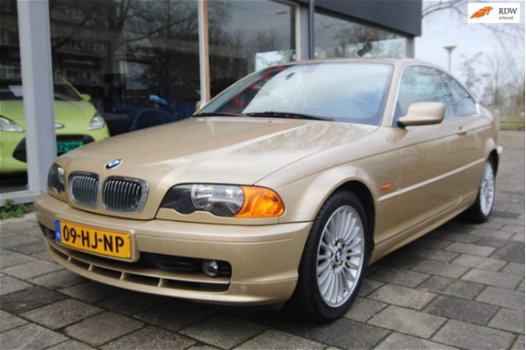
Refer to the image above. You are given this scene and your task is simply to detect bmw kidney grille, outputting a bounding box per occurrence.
[69,172,99,208]
[103,177,148,212]
[69,172,148,212]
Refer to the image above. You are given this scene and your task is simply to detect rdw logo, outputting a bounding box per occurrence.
[470,6,493,18]
[499,8,518,14]
[468,2,521,24]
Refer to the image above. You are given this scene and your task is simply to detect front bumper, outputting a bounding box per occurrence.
[35,193,312,305]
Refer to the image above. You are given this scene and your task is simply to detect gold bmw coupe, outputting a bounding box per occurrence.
[35,59,500,321]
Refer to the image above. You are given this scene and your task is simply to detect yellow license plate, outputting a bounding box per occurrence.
[55,220,131,259]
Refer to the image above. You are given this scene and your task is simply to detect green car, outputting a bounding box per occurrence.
[0,79,110,174]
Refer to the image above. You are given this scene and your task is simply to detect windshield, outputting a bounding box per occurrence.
[198,62,393,125]
[0,81,82,101]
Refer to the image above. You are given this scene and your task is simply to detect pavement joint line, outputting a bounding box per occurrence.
[0,321,26,335]
[425,316,451,345]
[184,324,263,350]
[1,305,108,342]
[94,323,150,348]
[482,305,503,328]
[515,277,525,292]
[364,297,390,322]
[300,329,339,349]
[46,309,107,334]
[370,329,393,349]
[416,274,433,289]
[483,307,525,336]
[512,334,523,349]
[514,276,524,290]
[419,293,441,313]
[135,301,219,338]
[229,327,281,350]
[367,306,449,341]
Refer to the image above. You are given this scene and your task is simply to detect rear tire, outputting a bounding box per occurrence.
[291,190,371,321]
[463,159,496,223]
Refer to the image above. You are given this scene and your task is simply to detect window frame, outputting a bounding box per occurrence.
[440,71,479,118]
[390,64,481,126]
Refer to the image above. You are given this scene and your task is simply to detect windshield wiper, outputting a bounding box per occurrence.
[246,111,332,121]
[193,112,245,117]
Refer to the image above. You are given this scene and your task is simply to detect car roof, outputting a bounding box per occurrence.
[275,58,438,70]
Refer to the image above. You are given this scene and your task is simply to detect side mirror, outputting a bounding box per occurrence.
[398,102,445,127]
[195,100,203,111]
[79,93,92,101]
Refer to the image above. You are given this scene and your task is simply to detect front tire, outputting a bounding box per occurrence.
[463,159,496,223]
[292,190,370,321]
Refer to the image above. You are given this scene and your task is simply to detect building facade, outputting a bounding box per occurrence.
[0,0,421,203]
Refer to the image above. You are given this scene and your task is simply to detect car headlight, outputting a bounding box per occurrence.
[47,163,65,193]
[0,115,24,132]
[87,113,105,130]
[161,184,284,218]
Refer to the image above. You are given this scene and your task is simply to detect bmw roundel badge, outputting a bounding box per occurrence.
[105,159,123,170]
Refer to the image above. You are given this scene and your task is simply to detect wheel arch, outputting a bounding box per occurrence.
[273,165,378,248]
[489,149,499,174]
[288,177,376,320]
[333,180,376,251]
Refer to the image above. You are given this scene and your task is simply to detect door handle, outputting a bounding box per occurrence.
[457,126,468,136]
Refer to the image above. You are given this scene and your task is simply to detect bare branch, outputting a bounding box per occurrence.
[422,0,466,18]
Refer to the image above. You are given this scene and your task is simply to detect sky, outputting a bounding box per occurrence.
[415,0,525,92]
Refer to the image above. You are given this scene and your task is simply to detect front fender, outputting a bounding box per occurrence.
[262,164,379,223]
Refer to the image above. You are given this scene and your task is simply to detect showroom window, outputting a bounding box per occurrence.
[208,0,296,97]
[314,11,407,59]
[49,0,200,136]
[0,0,28,192]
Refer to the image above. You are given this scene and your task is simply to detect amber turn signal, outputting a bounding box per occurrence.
[235,186,284,218]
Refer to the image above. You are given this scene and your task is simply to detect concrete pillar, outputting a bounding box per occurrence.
[17,0,55,194]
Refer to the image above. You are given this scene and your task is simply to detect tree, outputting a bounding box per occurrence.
[424,0,524,117]
[459,52,487,97]
[422,0,465,18]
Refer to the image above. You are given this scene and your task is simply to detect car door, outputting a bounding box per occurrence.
[389,65,470,235]
[440,73,488,202]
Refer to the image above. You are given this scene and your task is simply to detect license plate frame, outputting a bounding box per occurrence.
[57,140,84,154]
[54,220,132,259]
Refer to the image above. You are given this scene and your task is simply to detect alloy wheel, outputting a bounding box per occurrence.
[479,162,495,216]
[316,205,365,307]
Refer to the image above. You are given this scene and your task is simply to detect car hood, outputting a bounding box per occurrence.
[60,116,378,186]
[0,100,96,127]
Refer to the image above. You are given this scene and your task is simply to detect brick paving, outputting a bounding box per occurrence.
[0,130,524,350]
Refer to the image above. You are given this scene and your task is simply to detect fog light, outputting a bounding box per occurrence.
[202,259,219,277]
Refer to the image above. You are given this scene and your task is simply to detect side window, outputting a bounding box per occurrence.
[442,74,477,117]
[394,66,453,122]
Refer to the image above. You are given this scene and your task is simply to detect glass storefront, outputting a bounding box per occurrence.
[0,0,28,191]
[0,0,418,199]
[315,11,407,59]
[208,0,296,97]
[50,0,200,136]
